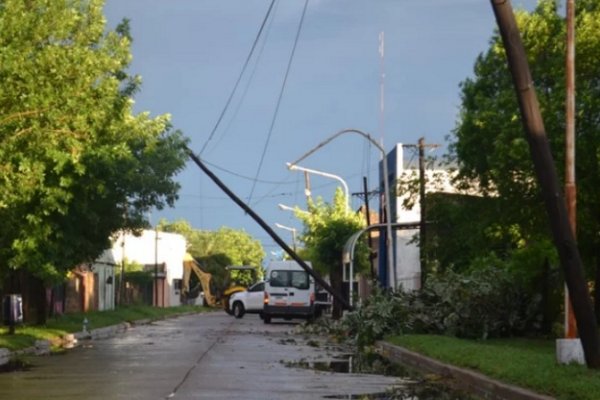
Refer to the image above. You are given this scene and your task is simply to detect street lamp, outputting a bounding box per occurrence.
[286,162,350,214]
[289,128,396,289]
[278,203,309,215]
[274,223,297,252]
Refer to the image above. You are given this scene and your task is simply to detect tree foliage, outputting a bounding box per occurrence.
[343,266,543,348]
[297,188,367,317]
[0,0,189,283]
[159,219,265,284]
[450,0,600,275]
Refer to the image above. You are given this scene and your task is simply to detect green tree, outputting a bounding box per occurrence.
[0,0,188,285]
[159,219,265,284]
[449,0,600,318]
[297,188,367,318]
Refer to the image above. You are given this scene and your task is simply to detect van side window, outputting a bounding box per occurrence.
[290,271,309,290]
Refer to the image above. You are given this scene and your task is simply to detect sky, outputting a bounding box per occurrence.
[103,0,539,260]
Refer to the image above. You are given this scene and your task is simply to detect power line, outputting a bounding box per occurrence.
[212,0,280,150]
[247,0,310,205]
[199,0,277,155]
[201,158,296,185]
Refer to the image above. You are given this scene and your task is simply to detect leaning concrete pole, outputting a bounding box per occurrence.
[490,0,600,368]
[186,147,353,313]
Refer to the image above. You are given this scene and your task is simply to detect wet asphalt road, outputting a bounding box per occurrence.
[0,312,405,399]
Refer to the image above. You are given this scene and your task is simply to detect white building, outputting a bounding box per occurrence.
[382,143,457,291]
[109,230,187,307]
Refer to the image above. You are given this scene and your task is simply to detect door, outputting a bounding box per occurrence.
[246,282,265,310]
[287,270,311,309]
[267,269,311,312]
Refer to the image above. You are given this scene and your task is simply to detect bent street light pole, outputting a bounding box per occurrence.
[289,128,395,290]
[275,223,297,252]
[278,203,309,215]
[343,222,420,306]
[491,0,600,368]
[186,147,352,311]
[286,163,351,214]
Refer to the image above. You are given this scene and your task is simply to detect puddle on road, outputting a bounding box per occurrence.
[285,352,407,376]
[322,383,472,399]
[285,352,473,400]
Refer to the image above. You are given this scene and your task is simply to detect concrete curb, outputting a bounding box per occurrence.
[376,341,555,400]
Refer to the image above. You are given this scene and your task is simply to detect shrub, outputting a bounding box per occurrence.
[410,268,542,339]
[342,267,542,347]
[342,286,411,349]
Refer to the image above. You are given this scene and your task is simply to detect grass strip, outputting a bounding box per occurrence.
[386,334,600,400]
[1,305,208,352]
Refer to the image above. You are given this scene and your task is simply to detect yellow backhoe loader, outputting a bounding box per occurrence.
[181,253,259,313]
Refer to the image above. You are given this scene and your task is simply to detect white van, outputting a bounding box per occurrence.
[262,260,315,324]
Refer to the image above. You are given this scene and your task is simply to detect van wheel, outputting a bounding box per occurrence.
[233,302,245,319]
[263,314,271,324]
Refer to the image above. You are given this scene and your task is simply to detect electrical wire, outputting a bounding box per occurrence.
[246,0,310,205]
[201,158,297,185]
[199,0,277,155]
[212,0,280,150]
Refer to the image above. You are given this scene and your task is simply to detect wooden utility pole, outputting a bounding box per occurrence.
[304,171,311,202]
[564,0,578,340]
[154,226,159,307]
[403,138,439,285]
[491,0,600,368]
[363,176,376,279]
[418,138,427,284]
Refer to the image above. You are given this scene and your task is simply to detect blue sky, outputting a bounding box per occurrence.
[103,0,538,258]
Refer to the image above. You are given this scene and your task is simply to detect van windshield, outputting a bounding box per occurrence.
[269,270,309,290]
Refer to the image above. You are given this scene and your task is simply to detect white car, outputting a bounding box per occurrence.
[229,281,265,319]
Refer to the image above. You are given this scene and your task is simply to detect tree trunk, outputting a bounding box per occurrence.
[541,258,552,334]
[35,277,47,325]
[595,254,600,325]
[330,262,344,319]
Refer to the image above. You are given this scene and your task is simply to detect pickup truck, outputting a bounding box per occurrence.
[228,281,265,318]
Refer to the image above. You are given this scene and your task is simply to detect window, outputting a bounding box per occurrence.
[173,279,182,290]
[269,270,309,289]
[291,271,309,289]
[249,282,264,292]
[269,271,288,287]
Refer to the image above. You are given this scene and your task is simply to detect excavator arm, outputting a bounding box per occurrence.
[182,254,217,306]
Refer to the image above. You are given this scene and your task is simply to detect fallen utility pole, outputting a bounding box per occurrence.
[490,0,600,368]
[186,147,353,312]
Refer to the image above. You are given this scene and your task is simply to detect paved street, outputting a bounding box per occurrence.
[0,312,407,399]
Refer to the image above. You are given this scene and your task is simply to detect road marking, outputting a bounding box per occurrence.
[166,316,235,399]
